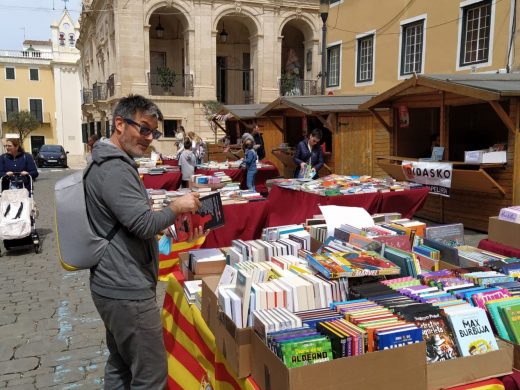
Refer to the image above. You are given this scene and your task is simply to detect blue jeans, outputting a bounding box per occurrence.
[246,169,257,191]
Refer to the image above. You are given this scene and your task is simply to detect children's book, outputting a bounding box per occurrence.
[445,307,498,357]
[171,192,224,241]
[405,309,460,363]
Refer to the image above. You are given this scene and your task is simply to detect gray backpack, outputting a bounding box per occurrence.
[54,163,119,271]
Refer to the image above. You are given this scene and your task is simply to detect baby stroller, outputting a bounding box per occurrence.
[0,174,40,255]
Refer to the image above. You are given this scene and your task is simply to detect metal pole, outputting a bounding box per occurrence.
[321,21,327,94]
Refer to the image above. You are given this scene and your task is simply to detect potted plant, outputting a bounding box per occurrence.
[157,66,176,94]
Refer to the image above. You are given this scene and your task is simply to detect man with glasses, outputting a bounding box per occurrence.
[84,94,201,389]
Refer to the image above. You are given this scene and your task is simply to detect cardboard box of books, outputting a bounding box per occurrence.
[251,333,426,390]
[179,251,226,280]
[488,216,520,250]
[201,276,220,333]
[201,271,253,378]
[426,339,513,390]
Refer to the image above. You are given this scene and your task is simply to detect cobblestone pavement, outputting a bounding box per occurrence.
[0,169,107,389]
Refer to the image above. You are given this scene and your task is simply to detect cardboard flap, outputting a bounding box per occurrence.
[252,332,426,390]
[427,339,513,390]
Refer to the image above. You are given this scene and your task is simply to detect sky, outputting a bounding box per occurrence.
[0,0,82,50]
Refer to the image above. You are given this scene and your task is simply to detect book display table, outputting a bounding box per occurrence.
[202,201,269,249]
[142,171,182,191]
[196,164,280,194]
[478,239,520,258]
[266,185,430,227]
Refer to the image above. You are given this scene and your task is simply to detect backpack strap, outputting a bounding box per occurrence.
[83,161,121,241]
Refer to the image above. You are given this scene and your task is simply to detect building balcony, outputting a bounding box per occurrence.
[82,88,93,104]
[148,73,194,97]
[0,111,51,123]
[107,74,115,98]
[0,49,53,60]
[278,78,319,97]
[92,82,108,102]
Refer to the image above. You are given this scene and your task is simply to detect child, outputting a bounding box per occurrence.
[179,138,196,188]
[241,139,257,191]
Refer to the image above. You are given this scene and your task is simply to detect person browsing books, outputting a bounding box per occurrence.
[179,138,196,188]
[252,124,266,161]
[241,139,258,191]
[293,128,324,179]
[84,94,203,390]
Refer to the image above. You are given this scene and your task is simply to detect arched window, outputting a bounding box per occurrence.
[59,32,65,46]
[69,33,75,46]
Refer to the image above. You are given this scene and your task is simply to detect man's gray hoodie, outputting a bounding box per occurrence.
[85,141,176,300]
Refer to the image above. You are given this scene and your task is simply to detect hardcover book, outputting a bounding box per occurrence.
[406,310,460,363]
[171,192,224,241]
[445,307,498,357]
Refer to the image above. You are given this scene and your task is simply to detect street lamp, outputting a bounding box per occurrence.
[320,0,330,94]
[219,23,228,43]
[155,16,165,39]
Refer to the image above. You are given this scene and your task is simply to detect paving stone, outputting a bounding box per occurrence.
[15,339,68,358]
[0,313,16,326]
[0,337,22,362]
[6,376,36,387]
[0,357,39,375]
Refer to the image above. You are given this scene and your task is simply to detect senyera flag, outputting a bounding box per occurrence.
[159,237,258,390]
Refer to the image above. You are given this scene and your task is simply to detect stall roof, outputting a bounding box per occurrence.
[219,104,267,120]
[360,73,520,109]
[256,95,376,116]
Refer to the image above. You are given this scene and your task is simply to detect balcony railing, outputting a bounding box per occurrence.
[82,88,93,104]
[92,82,108,101]
[279,78,319,96]
[0,50,53,60]
[148,73,194,97]
[107,74,115,97]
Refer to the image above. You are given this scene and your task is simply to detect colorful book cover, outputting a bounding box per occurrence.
[409,310,460,363]
[499,303,520,343]
[471,288,511,311]
[376,326,423,350]
[172,192,224,241]
[446,307,498,357]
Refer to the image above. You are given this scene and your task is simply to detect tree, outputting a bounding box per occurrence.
[6,110,40,144]
[201,100,222,143]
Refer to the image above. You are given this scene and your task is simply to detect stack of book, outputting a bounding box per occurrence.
[183,280,202,309]
[187,248,226,275]
[147,189,167,210]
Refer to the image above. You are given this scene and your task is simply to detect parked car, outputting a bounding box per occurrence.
[36,145,68,168]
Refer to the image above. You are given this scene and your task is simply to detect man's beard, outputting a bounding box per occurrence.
[120,133,148,158]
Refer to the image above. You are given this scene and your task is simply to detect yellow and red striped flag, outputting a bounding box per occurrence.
[162,272,260,390]
[158,236,205,282]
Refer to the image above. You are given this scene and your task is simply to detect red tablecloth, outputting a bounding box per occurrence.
[161,159,178,166]
[202,200,269,248]
[478,239,520,258]
[195,165,279,194]
[378,187,430,218]
[265,185,430,227]
[265,185,381,227]
[142,172,182,190]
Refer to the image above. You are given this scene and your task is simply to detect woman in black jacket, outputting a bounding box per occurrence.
[0,138,39,190]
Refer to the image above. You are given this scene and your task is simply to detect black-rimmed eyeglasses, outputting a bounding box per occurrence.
[122,117,162,140]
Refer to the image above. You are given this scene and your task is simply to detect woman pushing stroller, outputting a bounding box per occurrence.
[0,139,39,191]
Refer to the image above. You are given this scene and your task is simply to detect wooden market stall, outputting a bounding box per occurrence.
[209,103,288,169]
[359,73,520,232]
[255,95,391,178]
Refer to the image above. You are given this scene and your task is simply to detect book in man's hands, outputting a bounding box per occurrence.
[169,192,225,242]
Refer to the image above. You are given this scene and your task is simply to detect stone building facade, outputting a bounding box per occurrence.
[77,0,320,153]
